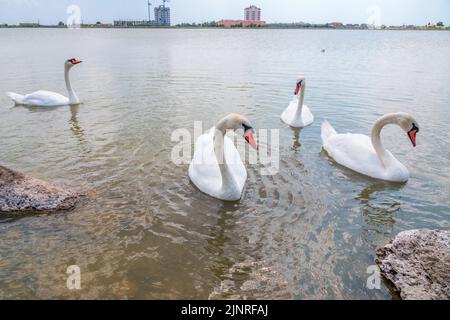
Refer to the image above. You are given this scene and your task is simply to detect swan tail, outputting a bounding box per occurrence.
[321,120,337,143]
[7,92,25,105]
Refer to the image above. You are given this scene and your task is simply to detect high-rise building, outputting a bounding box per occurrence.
[244,5,261,21]
[154,5,171,26]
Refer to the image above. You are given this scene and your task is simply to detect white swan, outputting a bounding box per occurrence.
[189,114,258,201]
[7,58,82,107]
[281,76,314,127]
[321,112,420,182]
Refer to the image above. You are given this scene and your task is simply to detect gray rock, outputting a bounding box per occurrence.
[376,229,450,300]
[0,165,81,213]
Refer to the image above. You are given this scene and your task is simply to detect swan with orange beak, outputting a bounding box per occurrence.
[321,112,420,182]
[281,76,314,127]
[7,58,83,107]
[189,114,258,201]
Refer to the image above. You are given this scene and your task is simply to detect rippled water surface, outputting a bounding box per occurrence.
[0,29,449,299]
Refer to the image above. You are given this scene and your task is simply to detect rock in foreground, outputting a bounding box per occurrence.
[376,229,450,300]
[0,165,81,213]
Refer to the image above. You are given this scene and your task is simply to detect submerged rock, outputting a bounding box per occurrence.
[0,165,81,213]
[376,229,450,300]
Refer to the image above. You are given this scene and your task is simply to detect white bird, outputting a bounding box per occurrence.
[281,76,314,127]
[321,112,420,182]
[189,114,258,201]
[7,58,83,107]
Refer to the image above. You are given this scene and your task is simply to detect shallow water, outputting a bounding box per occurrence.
[0,28,449,299]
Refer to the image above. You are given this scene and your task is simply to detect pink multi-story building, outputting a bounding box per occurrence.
[218,5,265,28]
[245,5,261,21]
[218,20,265,28]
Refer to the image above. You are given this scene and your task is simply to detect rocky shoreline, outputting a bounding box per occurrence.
[0,165,82,213]
[376,229,450,300]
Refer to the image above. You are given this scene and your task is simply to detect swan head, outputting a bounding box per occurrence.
[65,58,82,69]
[394,112,420,147]
[294,76,306,95]
[217,114,258,150]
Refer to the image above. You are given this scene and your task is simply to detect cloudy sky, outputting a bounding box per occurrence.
[0,0,449,25]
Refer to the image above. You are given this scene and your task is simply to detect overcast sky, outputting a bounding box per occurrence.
[0,0,449,25]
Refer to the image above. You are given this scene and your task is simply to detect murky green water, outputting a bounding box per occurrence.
[0,29,449,299]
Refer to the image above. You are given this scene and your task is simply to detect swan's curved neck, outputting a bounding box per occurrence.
[295,81,306,117]
[371,114,397,166]
[64,67,79,104]
[214,123,238,192]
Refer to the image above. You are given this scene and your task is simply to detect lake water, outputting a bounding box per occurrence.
[0,28,449,299]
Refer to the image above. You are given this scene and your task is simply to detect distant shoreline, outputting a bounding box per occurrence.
[0,25,449,31]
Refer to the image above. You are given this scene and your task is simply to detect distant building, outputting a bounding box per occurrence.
[114,2,170,27]
[87,22,113,27]
[114,20,155,27]
[245,5,261,21]
[328,22,344,29]
[154,5,170,26]
[217,20,265,28]
[218,5,265,28]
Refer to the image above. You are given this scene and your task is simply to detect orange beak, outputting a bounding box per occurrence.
[244,130,258,150]
[72,59,82,64]
[408,129,417,147]
[294,81,302,95]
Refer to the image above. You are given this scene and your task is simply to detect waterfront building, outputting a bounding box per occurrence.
[113,20,155,27]
[245,5,261,21]
[114,1,170,27]
[328,22,344,28]
[218,5,265,28]
[217,20,265,28]
[154,5,171,26]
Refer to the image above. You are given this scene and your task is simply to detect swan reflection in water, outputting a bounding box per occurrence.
[355,181,405,242]
[69,104,86,144]
[290,127,303,151]
[16,103,87,147]
[204,201,259,299]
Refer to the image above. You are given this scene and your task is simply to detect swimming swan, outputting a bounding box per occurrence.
[281,76,314,127]
[321,112,419,182]
[7,58,82,107]
[189,114,258,201]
